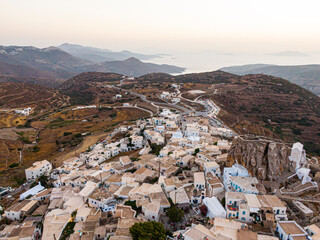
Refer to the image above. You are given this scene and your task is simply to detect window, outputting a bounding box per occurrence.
[241,217,246,221]
[242,211,245,215]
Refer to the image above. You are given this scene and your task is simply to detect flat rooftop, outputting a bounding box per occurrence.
[279,221,306,235]
[264,195,286,208]
[225,191,245,200]
[194,172,205,183]
[237,230,257,240]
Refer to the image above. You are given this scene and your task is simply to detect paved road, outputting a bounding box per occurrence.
[113,85,237,136]
[113,86,192,114]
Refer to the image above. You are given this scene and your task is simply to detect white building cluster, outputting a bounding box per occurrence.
[14,107,32,116]
[3,105,318,240]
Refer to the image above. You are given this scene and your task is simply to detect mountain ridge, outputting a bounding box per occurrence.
[220,64,320,95]
[0,45,185,87]
[58,43,163,62]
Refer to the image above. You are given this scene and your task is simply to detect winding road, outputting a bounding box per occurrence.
[113,86,192,114]
[112,81,237,136]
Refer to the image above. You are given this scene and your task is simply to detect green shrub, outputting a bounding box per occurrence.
[32,146,40,152]
[130,221,166,240]
[74,133,82,138]
[166,206,184,222]
[9,163,19,168]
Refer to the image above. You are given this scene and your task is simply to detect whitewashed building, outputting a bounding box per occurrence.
[289,142,306,170]
[276,221,309,240]
[203,197,226,219]
[25,160,52,181]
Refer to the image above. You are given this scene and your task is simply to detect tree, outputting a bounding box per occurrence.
[129,221,166,240]
[166,206,184,223]
[199,204,208,216]
[124,200,141,215]
[9,163,19,168]
[192,148,200,156]
[38,175,51,188]
[150,143,164,156]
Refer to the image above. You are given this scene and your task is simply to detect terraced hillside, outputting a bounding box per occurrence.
[59,72,125,105]
[0,82,69,109]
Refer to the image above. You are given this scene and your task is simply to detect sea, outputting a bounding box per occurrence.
[145,51,320,74]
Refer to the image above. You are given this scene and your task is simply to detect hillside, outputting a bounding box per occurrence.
[220,64,320,95]
[137,71,235,84]
[58,43,162,62]
[75,57,185,77]
[0,45,185,87]
[0,82,69,109]
[0,61,66,88]
[60,72,124,91]
[59,72,125,105]
[0,46,89,78]
[136,71,320,155]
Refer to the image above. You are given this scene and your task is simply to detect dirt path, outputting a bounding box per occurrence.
[52,132,108,166]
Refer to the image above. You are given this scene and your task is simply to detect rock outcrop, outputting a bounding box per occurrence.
[227,137,295,180]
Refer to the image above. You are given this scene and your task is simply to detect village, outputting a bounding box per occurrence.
[0,96,319,240]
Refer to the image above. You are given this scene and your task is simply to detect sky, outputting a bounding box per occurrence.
[1,0,320,53]
[1,0,320,71]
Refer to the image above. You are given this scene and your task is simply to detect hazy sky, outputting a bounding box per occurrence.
[1,0,320,54]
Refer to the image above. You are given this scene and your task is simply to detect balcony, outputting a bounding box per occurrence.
[227,204,239,212]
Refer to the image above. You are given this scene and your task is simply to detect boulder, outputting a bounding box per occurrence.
[227,137,293,180]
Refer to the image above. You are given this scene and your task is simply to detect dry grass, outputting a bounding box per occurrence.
[52,132,108,166]
[0,106,150,186]
[137,102,158,114]
[0,113,27,128]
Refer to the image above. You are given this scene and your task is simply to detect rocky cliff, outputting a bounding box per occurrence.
[227,137,295,181]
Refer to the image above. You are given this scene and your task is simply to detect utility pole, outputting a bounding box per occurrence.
[158,158,161,178]
[100,172,103,188]
[175,190,177,205]
[19,150,22,165]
